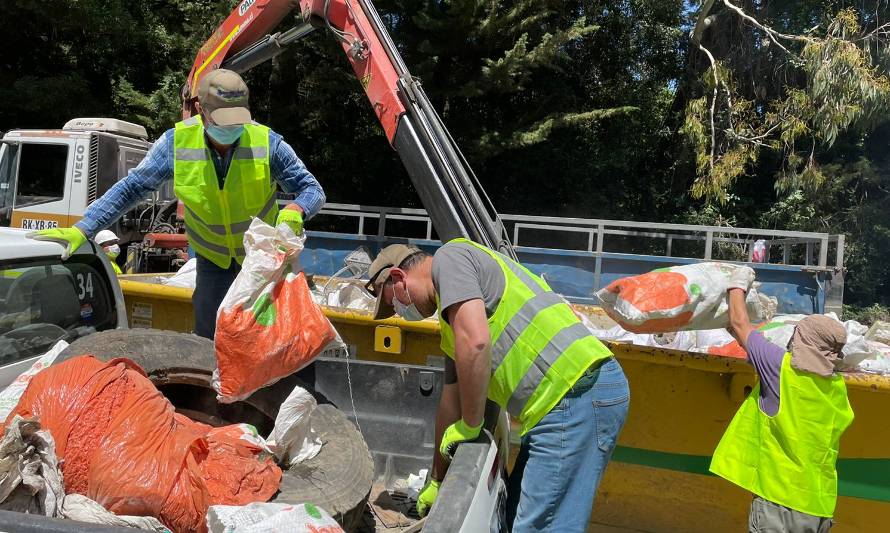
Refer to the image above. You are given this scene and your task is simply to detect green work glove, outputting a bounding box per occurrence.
[276,208,304,235]
[28,227,87,260]
[416,478,440,518]
[440,419,483,461]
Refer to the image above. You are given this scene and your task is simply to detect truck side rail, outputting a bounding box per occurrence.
[301,202,844,270]
[292,202,846,314]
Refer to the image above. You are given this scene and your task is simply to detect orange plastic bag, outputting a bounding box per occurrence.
[5,355,281,533]
[214,219,337,402]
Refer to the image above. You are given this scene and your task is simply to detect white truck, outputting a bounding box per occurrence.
[0,119,192,273]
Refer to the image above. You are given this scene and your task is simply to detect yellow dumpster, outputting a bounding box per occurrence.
[119,276,890,532]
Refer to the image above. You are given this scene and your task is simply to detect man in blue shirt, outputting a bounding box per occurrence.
[32,69,325,339]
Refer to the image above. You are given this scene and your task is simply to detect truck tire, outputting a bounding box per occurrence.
[56,329,373,531]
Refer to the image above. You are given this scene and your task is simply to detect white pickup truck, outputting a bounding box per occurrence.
[0,227,508,533]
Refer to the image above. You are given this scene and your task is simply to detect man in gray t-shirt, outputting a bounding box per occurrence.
[365,240,628,532]
[431,242,505,384]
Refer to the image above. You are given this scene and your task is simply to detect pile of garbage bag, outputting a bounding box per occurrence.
[3,355,282,532]
[585,313,890,374]
[0,415,168,530]
[0,338,331,532]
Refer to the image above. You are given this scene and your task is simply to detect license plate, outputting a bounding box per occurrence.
[20,219,59,230]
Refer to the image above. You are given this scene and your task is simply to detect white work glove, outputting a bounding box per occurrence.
[727,266,755,292]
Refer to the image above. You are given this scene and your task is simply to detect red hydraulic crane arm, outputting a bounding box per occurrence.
[183,0,514,257]
[183,0,300,116]
[185,0,404,141]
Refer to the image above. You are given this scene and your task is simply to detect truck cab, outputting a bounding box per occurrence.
[0,118,166,244]
[0,227,125,389]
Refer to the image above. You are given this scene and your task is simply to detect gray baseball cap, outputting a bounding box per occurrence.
[197,69,251,126]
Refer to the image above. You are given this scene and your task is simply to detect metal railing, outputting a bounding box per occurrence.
[303,202,845,270]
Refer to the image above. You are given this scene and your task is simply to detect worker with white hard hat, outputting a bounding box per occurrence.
[95,230,123,275]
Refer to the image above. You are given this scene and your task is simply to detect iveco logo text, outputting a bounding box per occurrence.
[239,0,256,16]
[73,144,85,183]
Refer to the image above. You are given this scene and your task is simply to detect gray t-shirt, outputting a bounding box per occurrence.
[431,242,507,384]
[746,331,785,416]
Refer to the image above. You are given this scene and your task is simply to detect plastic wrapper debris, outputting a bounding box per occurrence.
[207,502,344,533]
[0,416,63,516]
[866,321,890,345]
[596,263,777,333]
[858,342,890,374]
[162,258,197,289]
[0,340,68,421]
[587,322,698,351]
[312,279,376,312]
[265,385,322,466]
[5,355,281,533]
[751,240,767,262]
[215,220,337,403]
[61,494,168,531]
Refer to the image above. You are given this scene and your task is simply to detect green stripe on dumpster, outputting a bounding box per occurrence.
[610,446,890,503]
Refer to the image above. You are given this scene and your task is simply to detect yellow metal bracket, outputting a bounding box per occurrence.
[375,325,403,354]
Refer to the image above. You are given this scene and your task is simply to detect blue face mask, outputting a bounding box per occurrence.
[205,124,244,145]
[392,284,426,322]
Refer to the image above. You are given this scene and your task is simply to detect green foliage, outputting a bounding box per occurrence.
[0,0,886,307]
[843,304,890,325]
[684,5,890,200]
[0,0,232,136]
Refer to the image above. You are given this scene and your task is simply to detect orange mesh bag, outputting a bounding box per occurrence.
[5,355,281,533]
[214,219,338,402]
[595,262,777,333]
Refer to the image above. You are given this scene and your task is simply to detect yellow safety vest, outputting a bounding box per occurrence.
[172,116,278,268]
[710,354,854,517]
[438,239,613,435]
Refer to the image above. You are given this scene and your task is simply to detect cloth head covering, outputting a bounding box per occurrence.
[789,315,847,377]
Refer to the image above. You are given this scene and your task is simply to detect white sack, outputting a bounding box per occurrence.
[0,416,63,516]
[60,494,168,531]
[265,385,322,465]
[0,340,68,422]
[596,262,777,333]
[207,502,343,533]
[162,258,197,289]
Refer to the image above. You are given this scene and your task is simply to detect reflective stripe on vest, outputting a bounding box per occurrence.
[438,239,613,435]
[172,117,278,268]
[709,354,854,517]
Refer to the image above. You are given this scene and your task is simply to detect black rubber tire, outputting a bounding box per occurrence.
[56,328,373,531]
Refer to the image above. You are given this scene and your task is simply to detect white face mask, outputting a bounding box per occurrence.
[104,244,120,259]
[393,289,425,321]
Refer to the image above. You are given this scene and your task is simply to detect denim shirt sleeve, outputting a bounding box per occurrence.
[74,129,175,238]
[269,130,326,219]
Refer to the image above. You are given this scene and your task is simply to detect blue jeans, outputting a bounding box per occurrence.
[193,255,240,339]
[506,357,629,532]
